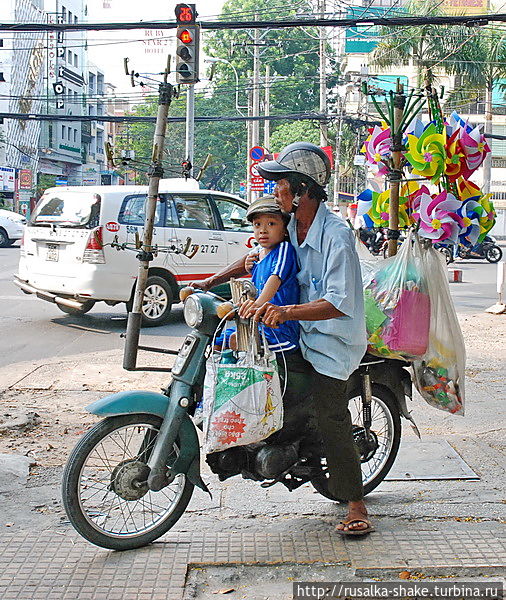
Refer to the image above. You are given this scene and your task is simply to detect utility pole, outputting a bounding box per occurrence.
[333,95,344,208]
[185,84,195,176]
[318,0,328,147]
[246,83,253,202]
[387,79,406,257]
[252,14,261,150]
[123,61,175,370]
[263,64,270,151]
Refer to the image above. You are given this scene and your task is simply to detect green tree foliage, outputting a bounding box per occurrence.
[269,120,320,152]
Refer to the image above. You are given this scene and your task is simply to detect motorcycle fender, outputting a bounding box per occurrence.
[86,390,169,418]
[86,391,209,493]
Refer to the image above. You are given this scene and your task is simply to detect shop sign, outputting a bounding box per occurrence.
[19,170,33,189]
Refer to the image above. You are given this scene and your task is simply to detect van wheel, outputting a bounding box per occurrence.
[0,229,10,248]
[58,300,95,316]
[127,276,173,327]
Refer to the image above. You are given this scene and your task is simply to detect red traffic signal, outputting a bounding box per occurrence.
[178,29,193,44]
[175,3,196,24]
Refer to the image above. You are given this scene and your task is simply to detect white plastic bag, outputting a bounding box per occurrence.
[412,245,466,415]
[363,232,431,360]
[202,341,283,454]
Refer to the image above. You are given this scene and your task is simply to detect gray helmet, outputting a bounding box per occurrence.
[257,142,331,187]
[246,195,289,223]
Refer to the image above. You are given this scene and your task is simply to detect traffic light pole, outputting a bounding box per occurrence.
[185,84,195,176]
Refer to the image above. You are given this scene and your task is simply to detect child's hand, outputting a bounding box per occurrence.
[245,252,259,273]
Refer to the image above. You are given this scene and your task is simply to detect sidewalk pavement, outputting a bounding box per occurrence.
[0,314,505,599]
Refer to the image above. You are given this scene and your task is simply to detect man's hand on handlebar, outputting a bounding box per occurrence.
[251,302,290,328]
[238,298,259,319]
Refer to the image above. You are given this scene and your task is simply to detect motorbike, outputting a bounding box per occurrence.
[433,243,454,265]
[62,280,418,551]
[358,227,387,256]
[457,235,503,263]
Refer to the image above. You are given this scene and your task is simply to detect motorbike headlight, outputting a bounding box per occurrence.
[184,294,203,328]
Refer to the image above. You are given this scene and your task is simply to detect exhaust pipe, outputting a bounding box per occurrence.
[13,277,87,311]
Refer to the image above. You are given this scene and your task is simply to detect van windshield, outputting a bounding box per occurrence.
[30,192,102,228]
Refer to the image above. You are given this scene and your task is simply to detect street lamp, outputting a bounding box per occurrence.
[204,57,247,116]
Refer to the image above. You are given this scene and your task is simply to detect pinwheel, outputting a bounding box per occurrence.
[357,189,377,228]
[457,179,496,242]
[477,195,496,242]
[412,188,464,243]
[363,124,392,175]
[457,199,481,247]
[447,112,490,179]
[405,123,447,184]
[444,130,466,182]
[358,186,416,228]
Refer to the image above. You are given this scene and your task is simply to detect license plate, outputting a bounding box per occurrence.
[46,243,59,262]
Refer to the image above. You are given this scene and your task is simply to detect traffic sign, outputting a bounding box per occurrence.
[249,146,265,161]
[250,162,262,177]
[264,181,276,194]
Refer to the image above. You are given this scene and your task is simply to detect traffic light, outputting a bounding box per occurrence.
[175,3,196,24]
[175,4,199,84]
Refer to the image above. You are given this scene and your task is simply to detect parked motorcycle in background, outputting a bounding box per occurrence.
[458,235,502,263]
[62,280,416,550]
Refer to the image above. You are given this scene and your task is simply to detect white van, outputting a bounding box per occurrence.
[15,179,255,326]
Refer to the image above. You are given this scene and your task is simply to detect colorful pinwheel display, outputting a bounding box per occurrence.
[363,124,392,175]
[411,187,464,243]
[405,123,447,184]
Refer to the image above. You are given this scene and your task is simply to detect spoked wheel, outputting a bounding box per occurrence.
[485,245,502,263]
[62,414,193,550]
[311,385,401,500]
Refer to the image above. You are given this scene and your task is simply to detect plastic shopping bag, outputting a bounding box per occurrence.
[364,231,431,360]
[412,246,465,415]
[202,344,283,454]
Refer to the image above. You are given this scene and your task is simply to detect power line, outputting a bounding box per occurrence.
[0,110,375,126]
[0,13,503,32]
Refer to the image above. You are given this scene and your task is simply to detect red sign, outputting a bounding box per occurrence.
[105,221,120,232]
[19,169,33,190]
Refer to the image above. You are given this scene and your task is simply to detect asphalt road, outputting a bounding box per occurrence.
[0,244,501,368]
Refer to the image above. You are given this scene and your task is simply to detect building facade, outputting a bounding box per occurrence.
[0,0,45,212]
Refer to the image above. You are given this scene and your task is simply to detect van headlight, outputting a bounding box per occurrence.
[184,295,203,328]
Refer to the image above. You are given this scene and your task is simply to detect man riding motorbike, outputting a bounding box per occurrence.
[193,142,372,536]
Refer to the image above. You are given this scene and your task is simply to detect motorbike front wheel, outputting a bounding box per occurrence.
[485,245,503,263]
[311,384,401,500]
[62,414,194,550]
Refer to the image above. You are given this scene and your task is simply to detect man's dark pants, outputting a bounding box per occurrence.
[277,350,364,502]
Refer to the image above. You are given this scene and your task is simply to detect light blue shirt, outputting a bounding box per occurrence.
[288,202,367,381]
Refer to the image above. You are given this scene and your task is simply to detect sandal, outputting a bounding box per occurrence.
[335,517,375,537]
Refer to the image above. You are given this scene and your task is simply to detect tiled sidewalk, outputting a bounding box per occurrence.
[0,524,504,599]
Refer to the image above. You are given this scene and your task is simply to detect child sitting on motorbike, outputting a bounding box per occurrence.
[193,195,300,355]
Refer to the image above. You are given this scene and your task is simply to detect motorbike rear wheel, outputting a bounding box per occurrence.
[62,414,194,550]
[311,384,401,500]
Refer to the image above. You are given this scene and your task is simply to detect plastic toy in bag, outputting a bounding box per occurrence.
[412,245,465,415]
[363,232,431,361]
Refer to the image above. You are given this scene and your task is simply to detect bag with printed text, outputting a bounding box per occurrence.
[202,333,283,454]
